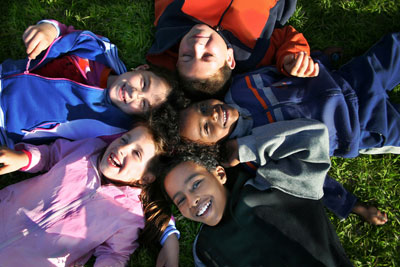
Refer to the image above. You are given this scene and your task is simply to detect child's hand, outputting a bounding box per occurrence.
[222,139,240,168]
[156,234,179,267]
[283,51,319,78]
[0,147,29,175]
[22,23,58,60]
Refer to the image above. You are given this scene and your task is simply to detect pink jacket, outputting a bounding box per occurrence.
[0,138,144,266]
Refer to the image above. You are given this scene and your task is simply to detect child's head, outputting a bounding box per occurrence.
[179,99,239,144]
[160,146,228,226]
[177,24,236,98]
[108,64,177,115]
[99,121,166,185]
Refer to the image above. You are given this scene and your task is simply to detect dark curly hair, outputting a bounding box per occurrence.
[149,142,222,206]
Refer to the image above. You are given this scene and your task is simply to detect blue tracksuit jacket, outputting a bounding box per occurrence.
[226,32,400,218]
[227,32,400,158]
[0,30,132,147]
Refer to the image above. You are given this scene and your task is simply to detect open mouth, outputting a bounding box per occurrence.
[220,106,228,127]
[196,200,211,217]
[108,152,122,168]
[119,85,127,104]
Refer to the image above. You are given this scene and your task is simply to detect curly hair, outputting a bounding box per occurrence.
[150,142,221,203]
[178,62,233,101]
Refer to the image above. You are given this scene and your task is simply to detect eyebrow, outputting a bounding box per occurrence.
[124,133,131,140]
[171,172,200,203]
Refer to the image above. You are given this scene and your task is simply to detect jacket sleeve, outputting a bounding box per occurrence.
[38,19,77,37]
[14,138,96,173]
[236,118,330,200]
[160,217,180,246]
[93,224,141,267]
[261,25,310,75]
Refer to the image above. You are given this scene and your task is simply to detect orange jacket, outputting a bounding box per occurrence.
[147,0,309,74]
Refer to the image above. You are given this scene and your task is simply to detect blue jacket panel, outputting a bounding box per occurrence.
[0,31,131,146]
[227,63,360,158]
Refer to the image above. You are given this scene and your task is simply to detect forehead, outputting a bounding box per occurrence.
[179,107,202,141]
[122,126,154,145]
[165,161,204,191]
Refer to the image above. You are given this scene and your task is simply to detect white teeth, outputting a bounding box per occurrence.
[223,110,227,126]
[109,154,121,167]
[197,201,211,216]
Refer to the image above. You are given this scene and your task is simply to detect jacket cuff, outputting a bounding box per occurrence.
[160,217,180,246]
[14,145,32,171]
[37,19,61,38]
[237,135,258,163]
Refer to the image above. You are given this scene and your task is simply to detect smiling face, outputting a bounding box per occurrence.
[108,70,170,114]
[179,99,239,144]
[177,24,235,80]
[99,126,156,184]
[164,161,228,226]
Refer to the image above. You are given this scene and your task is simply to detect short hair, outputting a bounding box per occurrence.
[144,64,179,109]
[178,62,233,101]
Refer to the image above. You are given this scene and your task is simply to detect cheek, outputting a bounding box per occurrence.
[129,163,143,179]
[178,205,191,218]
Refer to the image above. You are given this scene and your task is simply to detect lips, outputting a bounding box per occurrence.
[119,84,127,104]
[196,200,211,217]
[219,105,228,127]
[108,152,121,168]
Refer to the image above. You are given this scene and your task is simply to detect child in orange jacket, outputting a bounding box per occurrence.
[147,0,318,98]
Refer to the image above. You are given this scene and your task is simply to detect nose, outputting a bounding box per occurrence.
[193,41,205,59]
[117,142,131,157]
[211,107,218,122]
[189,194,200,207]
[132,90,144,100]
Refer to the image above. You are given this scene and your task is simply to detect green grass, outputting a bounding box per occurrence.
[1,0,399,266]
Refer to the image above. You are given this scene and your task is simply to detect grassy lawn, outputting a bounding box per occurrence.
[1,0,399,266]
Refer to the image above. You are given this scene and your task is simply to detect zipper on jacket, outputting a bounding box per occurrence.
[24,59,32,74]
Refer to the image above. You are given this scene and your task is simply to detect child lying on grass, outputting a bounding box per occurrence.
[0,122,172,266]
[147,0,319,98]
[0,22,177,147]
[157,119,352,266]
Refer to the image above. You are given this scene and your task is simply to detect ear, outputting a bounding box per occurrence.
[141,172,156,185]
[214,165,227,185]
[226,48,236,69]
[134,64,150,71]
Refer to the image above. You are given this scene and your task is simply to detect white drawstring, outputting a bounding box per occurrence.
[24,58,32,74]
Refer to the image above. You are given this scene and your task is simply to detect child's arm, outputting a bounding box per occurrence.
[0,147,30,175]
[10,138,98,174]
[22,20,76,59]
[156,217,180,267]
[156,234,179,267]
[266,25,319,78]
[235,118,331,200]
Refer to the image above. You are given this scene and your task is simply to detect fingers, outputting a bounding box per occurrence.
[23,26,40,59]
[285,52,319,78]
[21,23,57,59]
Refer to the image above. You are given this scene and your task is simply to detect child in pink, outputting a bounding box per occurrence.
[0,123,173,266]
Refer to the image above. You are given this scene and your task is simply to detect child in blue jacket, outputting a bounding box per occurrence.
[177,32,400,224]
[1,22,177,148]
